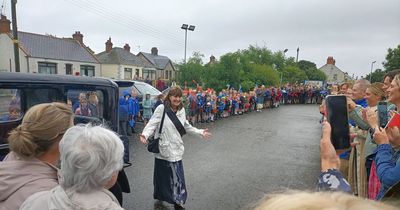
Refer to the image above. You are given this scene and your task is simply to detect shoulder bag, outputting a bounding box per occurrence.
[147,107,166,153]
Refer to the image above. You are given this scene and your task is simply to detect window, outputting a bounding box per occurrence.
[38,62,57,74]
[124,68,132,80]
[165,70,169,79]
[0,89,22,122]
[142,68,156,80]
[135,69,140,77]
[333,74,338,80]
[67,90,104,120]
[66,64,73,75]
[25,89,63,109]
[80,65,95,77]
[169,71,172,79]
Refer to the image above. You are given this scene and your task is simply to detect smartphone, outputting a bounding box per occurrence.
[325,95,350,150]
[378,101,388,128]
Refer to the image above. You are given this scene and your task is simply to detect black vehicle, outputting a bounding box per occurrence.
[0,72,132,204]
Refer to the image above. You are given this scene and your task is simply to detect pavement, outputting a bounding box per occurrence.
[122,104,322,210]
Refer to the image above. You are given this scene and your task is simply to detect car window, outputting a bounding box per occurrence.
[68,90,104,120]
[134,83,160,96]
[25,88,63,109]
[0,89,22,122]
[119,86,139,98]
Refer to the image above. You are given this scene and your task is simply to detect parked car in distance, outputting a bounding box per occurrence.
[115,80,161,114]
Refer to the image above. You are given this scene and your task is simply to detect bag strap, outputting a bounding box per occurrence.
[158,106,166,134]
[165,105,187,137]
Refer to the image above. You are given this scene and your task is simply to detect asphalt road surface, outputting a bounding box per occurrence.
[123,104,322,210]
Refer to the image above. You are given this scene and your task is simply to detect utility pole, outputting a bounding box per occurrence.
[296,47,299,62]
[11,0,20,72]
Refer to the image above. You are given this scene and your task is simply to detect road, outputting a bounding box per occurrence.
[123,104,322,210]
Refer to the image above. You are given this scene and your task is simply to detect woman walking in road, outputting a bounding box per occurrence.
[139,86,212,209]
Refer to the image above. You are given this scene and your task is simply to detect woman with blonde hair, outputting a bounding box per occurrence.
[254,191,397,210]
[0,102,74,209]
[20,125,124,210]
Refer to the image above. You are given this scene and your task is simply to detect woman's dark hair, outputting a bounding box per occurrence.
[164,86,183,110]
[384,69,400,82]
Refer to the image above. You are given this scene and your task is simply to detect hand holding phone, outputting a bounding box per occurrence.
[373,127,389,145]
[325,95,350,150]
[378,102,388,128]
[320,122,340,171]
[365,107,379,128]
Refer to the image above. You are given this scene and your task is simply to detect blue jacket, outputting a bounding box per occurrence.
[119,90,131,121]
[128,97,139,116]
[374,144,400,200]
[217,101,225,111]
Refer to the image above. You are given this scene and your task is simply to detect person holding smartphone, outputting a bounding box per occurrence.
[370,73,400,200]
[342,80,370,196]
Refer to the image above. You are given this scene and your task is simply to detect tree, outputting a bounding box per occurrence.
[297,60,317,70]
[383,44,400,71]
[176,52,205,87]
[248,64,279,86]
[297,60,327,81]
[282,65,308,84]
[365,69,386,83]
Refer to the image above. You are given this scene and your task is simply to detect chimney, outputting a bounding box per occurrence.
[210,55,216,63]
[72,31,83,45]
[327,56,335,65]
[0,15,11,34]
[105,37,113,53]
[151,47,158,56]
[123,43,131,52]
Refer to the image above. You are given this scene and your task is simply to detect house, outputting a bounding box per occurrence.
[0,15,100,76]
[319,56,351,84]
[96,38,155,80]
[137,47,177,81]
[206,55,217,66]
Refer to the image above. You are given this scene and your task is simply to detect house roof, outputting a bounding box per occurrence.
[319,63,345,74]
[139,52,174,70]
[15,31,98,63]
[96,47,148,67]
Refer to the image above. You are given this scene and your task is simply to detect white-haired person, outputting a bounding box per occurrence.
[0,102,74,209]
[20,125,125,210]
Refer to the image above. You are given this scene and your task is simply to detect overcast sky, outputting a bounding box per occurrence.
[2,0,399,77]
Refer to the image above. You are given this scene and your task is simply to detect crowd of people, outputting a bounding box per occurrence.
[2,74,400,209]
[317,69,400,207]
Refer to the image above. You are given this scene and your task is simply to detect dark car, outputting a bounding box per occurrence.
[0,72,132,204]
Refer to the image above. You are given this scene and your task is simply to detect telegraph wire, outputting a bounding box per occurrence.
[81,0,184,42]
[63,0,185,47]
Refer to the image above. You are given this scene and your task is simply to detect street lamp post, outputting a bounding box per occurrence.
[283,48,299,62]
[181,24,195,63]
[370,61,376,82]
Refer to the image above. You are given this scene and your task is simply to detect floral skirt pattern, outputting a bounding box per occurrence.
[153,158,187,205]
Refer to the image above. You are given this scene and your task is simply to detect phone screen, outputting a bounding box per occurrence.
[378,101,388,128]
[325,95,350,150]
